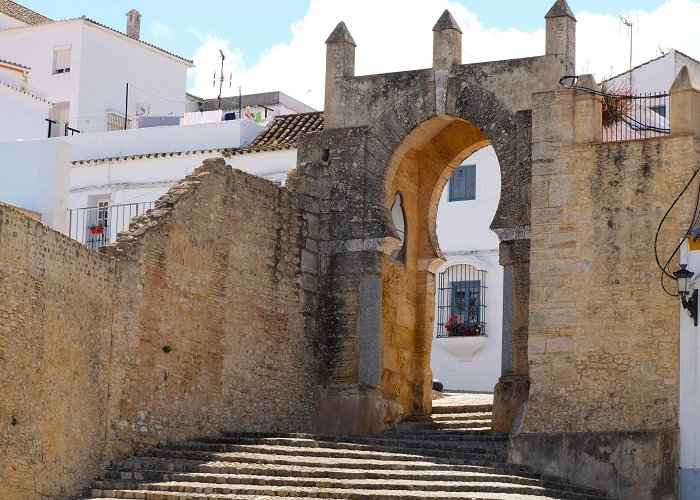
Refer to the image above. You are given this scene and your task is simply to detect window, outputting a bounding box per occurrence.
[53,46,71,74]
[649,104,667,118]
[436,263,486,337]
[449,164,476,201]
[390,191,406,263]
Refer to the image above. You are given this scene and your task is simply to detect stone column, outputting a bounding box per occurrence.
[545,0,576,75]
[324,22,356,129]
[573,74,602,144]
[432,10,462,70]
[670,66,700,136]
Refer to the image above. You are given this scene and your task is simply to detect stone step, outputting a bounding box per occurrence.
[377,428,505,439]
[147,444,509,469]
[212,434,508,453]
[105,460,542,483]
[87,477,607,499]
[407,411,492,422]
[86,492,597,500]
[121,450,530,476]
[393,420,492,431]
[168,435,509,457]
[431,403,493,414]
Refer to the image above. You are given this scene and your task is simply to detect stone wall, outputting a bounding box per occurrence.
[103,159,317,458]
[511,87,699,498]
[0,159,318,498]
[0,205,115,499]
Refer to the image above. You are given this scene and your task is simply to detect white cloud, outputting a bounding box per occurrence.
[187,0,700,110]
[150,20,170,42]
[188,33,246,100]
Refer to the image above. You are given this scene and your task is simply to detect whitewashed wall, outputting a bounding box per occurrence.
[430,145,503,393]
[0,138,70,231]
[0,85,51,140]
[680,241,700,499]
[0,20,189,134]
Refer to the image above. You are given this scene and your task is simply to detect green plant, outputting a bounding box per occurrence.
[444,316,481,336]
[601,81,634,128]
[162,345,171,354]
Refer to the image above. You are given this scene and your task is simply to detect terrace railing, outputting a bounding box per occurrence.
[68,201,153,250]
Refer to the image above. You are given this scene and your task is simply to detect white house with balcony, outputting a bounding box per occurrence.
[0,3,192,136]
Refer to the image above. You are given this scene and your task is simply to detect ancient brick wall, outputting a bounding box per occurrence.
[103,159,317,458]
[0,159,318,498]
[0,205,115,499]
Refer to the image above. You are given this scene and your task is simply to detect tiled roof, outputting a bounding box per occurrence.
[80,17,192,65]
[72,112,325,166]
[0,0,51,26]
[0,80,51,103]
[237,111,324,153]
[0,57,28,69]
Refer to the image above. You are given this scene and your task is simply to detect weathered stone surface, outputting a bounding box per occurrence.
[1,159,319,499]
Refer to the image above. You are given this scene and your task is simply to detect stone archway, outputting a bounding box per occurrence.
[288,6,575,435]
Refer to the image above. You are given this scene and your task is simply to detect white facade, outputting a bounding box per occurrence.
[0,60,51,140]
[0,119,263,233]
[607,49,700,94]
[0,18,191,135]
[431,146,503,393]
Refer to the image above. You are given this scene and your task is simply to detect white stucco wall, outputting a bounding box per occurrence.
[680,241,700,499]
[0,138,70,231]
[430,145,503,392]
[0,85,51,140]
[65,120,263,161]
[607,49,700,94]
[0,20,189,134]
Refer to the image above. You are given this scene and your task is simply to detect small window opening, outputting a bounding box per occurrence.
[390,191,406,263]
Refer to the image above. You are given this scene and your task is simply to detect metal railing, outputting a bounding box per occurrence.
[602,91,670,142]
[68,201,154,250]
[436,263,487,338]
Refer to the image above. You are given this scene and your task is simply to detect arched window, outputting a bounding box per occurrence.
[436,263,487,337]
[390,191,406,263]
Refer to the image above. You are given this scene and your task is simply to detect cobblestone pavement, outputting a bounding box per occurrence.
[433,391,494,408]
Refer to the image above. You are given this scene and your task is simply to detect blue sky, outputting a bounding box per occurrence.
[17,1,699,108]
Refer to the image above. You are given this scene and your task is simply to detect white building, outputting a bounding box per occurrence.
[0,3,192,136]
[430,147,503,393]
[0,58,51,140]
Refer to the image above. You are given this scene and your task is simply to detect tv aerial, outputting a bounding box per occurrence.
[213,49,233,110]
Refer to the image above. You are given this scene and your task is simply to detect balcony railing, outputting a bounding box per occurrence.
[602,91,671,142]
[68,201,153,250]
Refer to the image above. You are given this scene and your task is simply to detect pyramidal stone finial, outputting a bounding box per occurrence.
[325,21,356,46]
[433,9,462,33]
[545,0,576,21]
[671,66,700,92]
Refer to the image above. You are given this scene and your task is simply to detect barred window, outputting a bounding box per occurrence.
[436,263,487,337]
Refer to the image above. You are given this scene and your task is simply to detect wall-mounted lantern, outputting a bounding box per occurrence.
[674,264,698,326]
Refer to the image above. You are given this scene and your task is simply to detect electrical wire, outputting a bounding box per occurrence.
[653,164,700,295]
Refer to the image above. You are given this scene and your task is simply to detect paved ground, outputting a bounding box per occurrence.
[432,391,494,408]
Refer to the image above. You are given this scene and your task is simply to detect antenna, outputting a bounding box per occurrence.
[214,49,233,110]
[620,15,637,87]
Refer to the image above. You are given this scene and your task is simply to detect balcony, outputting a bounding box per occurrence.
[68,201,153,250]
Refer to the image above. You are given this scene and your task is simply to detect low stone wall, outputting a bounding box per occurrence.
[0,159,318,499]
[0,205,115,499]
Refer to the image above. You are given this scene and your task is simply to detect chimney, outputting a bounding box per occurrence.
[126,9,141,40]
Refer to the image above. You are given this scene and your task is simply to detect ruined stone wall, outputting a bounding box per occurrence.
[103,159,317,458]
[0,205,115,500]
[1,159,318,498]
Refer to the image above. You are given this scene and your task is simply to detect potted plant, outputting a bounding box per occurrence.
[89,224,104,235]
[444,316,481,336]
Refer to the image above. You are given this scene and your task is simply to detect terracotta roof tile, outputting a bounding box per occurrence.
[0,0,51,26]
[71,112,324,165]
[0,57,29,69]
[237,111,324,154]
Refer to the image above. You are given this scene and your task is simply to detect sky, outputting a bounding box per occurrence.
[17,0,700,110]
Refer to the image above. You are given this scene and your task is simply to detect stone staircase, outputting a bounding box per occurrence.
[83,398,608,499]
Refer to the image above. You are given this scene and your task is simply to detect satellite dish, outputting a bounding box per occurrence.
[135,103,150,116]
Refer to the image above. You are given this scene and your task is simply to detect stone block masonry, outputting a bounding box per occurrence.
[0,158,318,499]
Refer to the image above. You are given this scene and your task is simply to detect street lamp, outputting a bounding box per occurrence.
[673,264,698,326]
